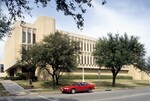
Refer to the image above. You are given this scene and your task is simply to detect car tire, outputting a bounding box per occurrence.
[88,88,92,93]
[71,89,76,94]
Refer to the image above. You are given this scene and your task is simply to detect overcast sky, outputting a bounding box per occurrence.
[1,0,150,61]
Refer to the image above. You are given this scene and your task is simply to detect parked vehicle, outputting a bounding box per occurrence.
[60,82,95,94]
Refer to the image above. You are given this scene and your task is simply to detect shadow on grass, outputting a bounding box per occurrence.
[133,81,150,86]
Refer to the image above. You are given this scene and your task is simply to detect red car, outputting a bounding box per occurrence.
[60,82,95,94]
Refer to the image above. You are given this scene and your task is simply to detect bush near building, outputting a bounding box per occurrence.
[61,74,133,80]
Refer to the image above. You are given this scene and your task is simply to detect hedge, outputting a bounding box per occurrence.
[60,74,132,80]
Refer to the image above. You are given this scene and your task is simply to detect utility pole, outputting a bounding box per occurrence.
[82,66,84,82]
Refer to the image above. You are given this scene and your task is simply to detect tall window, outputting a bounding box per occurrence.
[84,43,86,51]
[27,28,31,43]
[87,43,89,52]
[33,29,36,43]
[33,34,36,44]
[0,64,4,73]
[22,32,26,43]
[22,27,26,43]
[80,41,83,51]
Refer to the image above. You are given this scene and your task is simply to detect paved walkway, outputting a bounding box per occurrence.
[0,80,30,96]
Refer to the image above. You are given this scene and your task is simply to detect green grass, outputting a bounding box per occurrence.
[15,79,150,93]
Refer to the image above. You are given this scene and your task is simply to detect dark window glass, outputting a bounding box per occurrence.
[27,28,31,43]
[33,29,36,43]
[0,64,4,72]
[22,32,26,43]
[84,43,86,51]
[87,43,89,51]
[33,34,36,44]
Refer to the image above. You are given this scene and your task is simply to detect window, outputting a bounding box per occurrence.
[87,56,89,65]
[33,34,36,44]
[22,27,26,43]
[81,55,83,65]
[27,28,31,43]
[84,43,86,51]
[22,32,26,43]
[84,56,86,65]
[0,64,4,73]
[33,29,36,43]
[87,43,89,51]
[90,44,92,52]
[80,41,83,51]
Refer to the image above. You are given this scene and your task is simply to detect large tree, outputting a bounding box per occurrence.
[93,33,146,87]
[0,0,106,40]
[17,46,37,80]
[31,32,80,89]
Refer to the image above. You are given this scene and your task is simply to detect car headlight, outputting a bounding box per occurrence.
[64,88,69,90]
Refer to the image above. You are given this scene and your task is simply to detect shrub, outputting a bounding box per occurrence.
[16,73,27,80]
[61,74,132,80]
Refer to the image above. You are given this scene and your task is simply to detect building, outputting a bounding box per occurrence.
[2,16,149,80]
[0,61,6,77]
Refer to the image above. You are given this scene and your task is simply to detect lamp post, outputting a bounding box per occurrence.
[82,66,84,82]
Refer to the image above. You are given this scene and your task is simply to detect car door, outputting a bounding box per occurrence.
[77,82,88,92]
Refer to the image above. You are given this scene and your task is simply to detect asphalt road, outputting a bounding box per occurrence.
[1,88,150,101]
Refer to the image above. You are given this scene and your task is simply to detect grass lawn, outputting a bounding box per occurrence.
[15,79,150,93]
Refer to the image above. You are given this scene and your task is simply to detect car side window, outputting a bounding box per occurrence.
[80,82,85,86]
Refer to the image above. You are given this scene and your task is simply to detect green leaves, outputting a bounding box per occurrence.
[0,0,106,40]
[93,33,146,86]
[0,9,11,40]
[94,33,145,68]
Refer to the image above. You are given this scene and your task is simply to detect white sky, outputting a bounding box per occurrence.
[1,0,150,61]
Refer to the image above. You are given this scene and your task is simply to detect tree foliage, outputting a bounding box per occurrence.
[0,9,11,40]
[17,46,37,79]
[0,0,106,40]
[93,33,146,87]
[141,56,150,75]
[30,32,80,89]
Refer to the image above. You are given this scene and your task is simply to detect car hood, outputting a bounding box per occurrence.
[61,85,76,88]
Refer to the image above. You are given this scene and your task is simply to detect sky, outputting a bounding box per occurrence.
[1,0,150,61]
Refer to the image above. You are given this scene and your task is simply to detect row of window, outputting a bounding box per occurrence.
[22,27,36,44]
[78,55,97,66]
[80,41,95,52]
[70,35,96,52]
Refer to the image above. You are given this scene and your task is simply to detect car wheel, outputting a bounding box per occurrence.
[88,88,92,93]
[71,89,76,94]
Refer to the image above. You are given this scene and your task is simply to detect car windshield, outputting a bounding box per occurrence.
[72,82,79,86]
[72,82,88,86]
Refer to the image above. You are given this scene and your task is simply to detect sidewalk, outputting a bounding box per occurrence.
[0,80,30,96]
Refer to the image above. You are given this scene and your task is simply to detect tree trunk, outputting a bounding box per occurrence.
[55,74,59,85]
[112,73,116,87]
[111,66,121,87]
[52,75,56,89]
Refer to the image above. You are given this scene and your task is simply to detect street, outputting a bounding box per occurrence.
[1,88,150,101]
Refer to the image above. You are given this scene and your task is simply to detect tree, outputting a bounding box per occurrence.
[31,32,80,89]
[93,33,145,87]
[0,0,106,40]
[146,57,150,73]
[0,9,11,40]
[141,57,150,76]
[17,46,37,80]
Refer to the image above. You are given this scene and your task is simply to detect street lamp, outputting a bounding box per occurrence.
[82,66,84,82]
